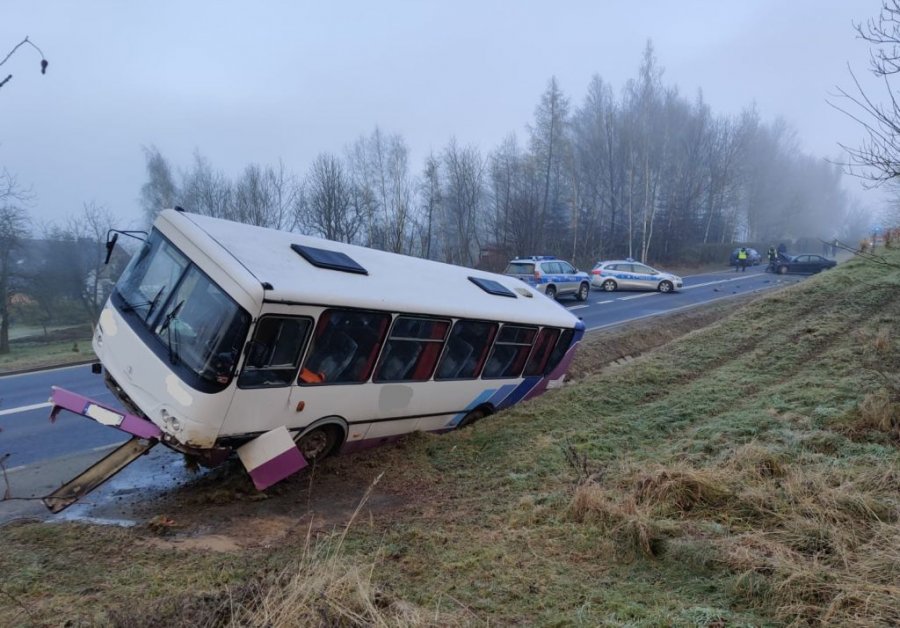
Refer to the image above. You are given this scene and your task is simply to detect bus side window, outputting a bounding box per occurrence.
[544,329,575,374]
[301,310,390,385]
[374,317,450,382]
[482,325,537,379]
[435,320,497,380]
[238,316,312,388]
[523,328,561,376]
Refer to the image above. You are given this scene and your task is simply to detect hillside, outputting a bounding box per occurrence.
[1,251,898,626]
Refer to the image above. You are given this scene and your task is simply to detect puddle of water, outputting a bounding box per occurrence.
[53,446,213,526]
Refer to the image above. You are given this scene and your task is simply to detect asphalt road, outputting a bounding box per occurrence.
[0,263,803,520]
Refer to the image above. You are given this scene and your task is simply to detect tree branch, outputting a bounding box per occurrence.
[0,36,48,91]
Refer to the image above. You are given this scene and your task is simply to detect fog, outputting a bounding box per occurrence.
[0,0,890,228]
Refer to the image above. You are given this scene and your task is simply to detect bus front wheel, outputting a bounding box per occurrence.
[295,425,341,462]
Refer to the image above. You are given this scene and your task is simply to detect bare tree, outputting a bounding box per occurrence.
[346,128,415,253]
[140,146,179,226]
[0,172,31,352]
[529,77,571,254]
[300,153,360,243]
[419,153,441,259]
[180,152,231,219]
[832,1,900,183]
[66,202,120,321]
[441,138,486,266]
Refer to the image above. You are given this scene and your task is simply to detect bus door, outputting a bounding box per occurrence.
[222,313,314,437]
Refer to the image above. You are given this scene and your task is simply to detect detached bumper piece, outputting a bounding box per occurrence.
[43,387,162,513]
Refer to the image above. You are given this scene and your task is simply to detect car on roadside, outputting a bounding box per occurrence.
[772,254,836,275]
[590,260,683,293]
[503,256,591,301]
[730,247,762,267]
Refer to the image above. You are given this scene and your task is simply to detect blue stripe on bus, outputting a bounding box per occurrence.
[446,388,498,427]
[499,376,543,409]
[488,384,518,409]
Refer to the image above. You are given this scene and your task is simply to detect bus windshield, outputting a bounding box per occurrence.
[115,230,251,389]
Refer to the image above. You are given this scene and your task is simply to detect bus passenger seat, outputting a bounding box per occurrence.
[379,343,422,381]
[437,340,474,378]
[313,332,358,381]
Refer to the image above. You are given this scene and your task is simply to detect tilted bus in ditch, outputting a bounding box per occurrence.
[44,208,584,512]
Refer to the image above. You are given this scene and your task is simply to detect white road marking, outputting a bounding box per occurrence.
[682,275,755,290]
[618,292,658,300]
[567,304,590,310]
[586,289,774,333]
[597,299,614,304]
[0,402,52,417]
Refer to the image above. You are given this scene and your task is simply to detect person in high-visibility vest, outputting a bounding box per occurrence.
[737,247,748,272]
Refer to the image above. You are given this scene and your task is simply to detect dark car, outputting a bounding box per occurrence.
[730,247,762,267]
[774,254,836,274]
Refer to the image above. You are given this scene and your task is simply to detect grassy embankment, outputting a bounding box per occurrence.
[1,253,898,626]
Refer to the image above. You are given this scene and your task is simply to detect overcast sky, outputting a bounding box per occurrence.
[0,0,892,228]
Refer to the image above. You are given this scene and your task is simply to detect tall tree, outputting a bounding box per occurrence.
[529,77,571,254]
[0,171,30,353]
[140,146,178,226]
[301,153,360,243]
[65,202,120,321]
[441,138,486,266]
[419,153,442,260]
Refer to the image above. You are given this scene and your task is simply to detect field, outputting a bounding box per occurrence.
[0,325,95,373]
[0,252,898,626]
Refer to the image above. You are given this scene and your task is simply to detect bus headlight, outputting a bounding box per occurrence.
[160,409,182,433]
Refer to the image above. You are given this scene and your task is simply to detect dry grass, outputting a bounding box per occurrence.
[856,390,900,441]
[233,473,467,628]
[567,446,900,625]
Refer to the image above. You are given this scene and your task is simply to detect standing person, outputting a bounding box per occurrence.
[737,247,748,272]
[767,246,777,271]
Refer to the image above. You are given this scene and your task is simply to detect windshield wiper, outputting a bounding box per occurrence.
[160,300,185,365]
[120,285,166,318]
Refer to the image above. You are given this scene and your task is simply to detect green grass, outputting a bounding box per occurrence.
[1,252,899,625]
[0,324,95,373]
[0,337,94,373]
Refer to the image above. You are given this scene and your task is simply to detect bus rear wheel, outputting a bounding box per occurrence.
[458,406,492,428]
[295,425,341,462]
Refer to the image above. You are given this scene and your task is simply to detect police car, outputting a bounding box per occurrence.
[590,260,682,293]
[503,256,591,301]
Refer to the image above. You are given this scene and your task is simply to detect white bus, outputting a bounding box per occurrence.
[44,209,584,511]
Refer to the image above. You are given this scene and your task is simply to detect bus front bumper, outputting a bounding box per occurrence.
[43,387,308,513]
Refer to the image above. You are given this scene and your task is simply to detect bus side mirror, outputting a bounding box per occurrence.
[104,233,119,265]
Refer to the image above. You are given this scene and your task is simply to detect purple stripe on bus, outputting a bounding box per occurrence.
[524,342,580,401]
[247,447,308,491]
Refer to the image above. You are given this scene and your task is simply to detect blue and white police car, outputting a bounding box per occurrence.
[590,260,682,293]
[503,256,591,301]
